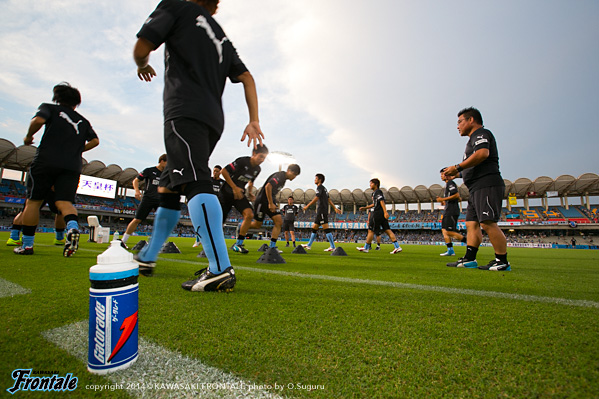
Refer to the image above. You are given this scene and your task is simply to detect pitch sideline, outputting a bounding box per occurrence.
[43,321,283,399]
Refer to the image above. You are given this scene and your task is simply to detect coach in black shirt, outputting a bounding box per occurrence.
[443,107,510,271]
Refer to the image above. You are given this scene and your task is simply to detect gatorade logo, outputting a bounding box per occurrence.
[93,301,106,363]
[107,311,138,362]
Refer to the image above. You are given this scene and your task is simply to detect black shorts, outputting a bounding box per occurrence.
[253,200,281,222]
[282,220,295,232]
[220,190,252,223]
[369,212,390,233]
[26,165,80,203]
[441,213,459,231]
[161,118,221,193]
[314,212,329,226]
[465,186,504,223]
[135,195,160,220]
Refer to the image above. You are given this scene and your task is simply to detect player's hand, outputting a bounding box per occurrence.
[269,203,276,212]
[135,191,142,201]
[443,166,458,178]
[335,207,342,214]
[384,212,389,220]
[233,186,244,200]
[137,65,156,82]
[240,121,264,149]
[23,136,34,145]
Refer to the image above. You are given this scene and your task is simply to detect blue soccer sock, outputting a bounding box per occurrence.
[270,238,277,248]
[56,229,65,241]
[188,194,231,275]
[393,241,400,249]
[139,207,181,262]
[307,231,317,247]
[21,225,36,248]
[10,226,21,241]
[364,243,371,250]
[326,232,335,249]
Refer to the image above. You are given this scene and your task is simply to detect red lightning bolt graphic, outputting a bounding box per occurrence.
[107,311,138,363]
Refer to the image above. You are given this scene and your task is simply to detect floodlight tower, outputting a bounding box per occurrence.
[268,151,296,171]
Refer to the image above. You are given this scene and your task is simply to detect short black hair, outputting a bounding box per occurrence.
[159,154,167,163]
[458,107,483,125]
[315,173,325,183]
[370,178,380,188]
[253,144,269,155]
[287,164,301,175]
[288,196,294,200]
[213,165,222,170]
[52,82,81,108]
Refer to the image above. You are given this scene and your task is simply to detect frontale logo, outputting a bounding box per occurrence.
[6,369,78,394]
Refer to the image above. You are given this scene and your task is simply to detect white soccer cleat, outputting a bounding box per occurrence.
[390,247,403,254]
[324,247,334,252]
[301,245,311,250]
[356,247,369,253]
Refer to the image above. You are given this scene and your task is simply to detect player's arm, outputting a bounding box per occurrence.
[221,168,244,200]
[236,71,264,149]
[133,176,143,201]
[329,198,342,214]
[302,197,317,211]
[247,181,255,201]
[133,37,157,82]
[444,148,490,178]
[359,204,374,211]
[265,183,276,212]
[83,138,99,152]
[23,116,46,145]
[379,200,389,219]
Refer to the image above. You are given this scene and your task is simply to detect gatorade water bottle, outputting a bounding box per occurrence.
[88,233,139,374]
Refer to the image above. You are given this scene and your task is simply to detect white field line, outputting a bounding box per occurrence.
[70,247,599,309]
[43,321,284,399]
[0,277,31,298]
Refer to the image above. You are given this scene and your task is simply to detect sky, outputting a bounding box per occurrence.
[1,0,598,194]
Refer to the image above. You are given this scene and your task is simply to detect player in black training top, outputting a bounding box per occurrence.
[220,144,269,254]
[443,107,510,271]
[249,164,300,251]
[436,172,466,256]
[282,196,299,247]
[121,154,167,249]
[302,174,342,251]
[133,0,264,290]
[15,82,99,257]
[356,179,403,254]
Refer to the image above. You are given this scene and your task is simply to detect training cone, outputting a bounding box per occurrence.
[159,241,181,254]
[292,245,308,254]
[331,247,348,256]
[258,243,269,252]
[197,250,207,258]
[256,247,286,264]
[131,240,147,251]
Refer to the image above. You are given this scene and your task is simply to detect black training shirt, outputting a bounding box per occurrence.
[316,184,330,214]
[444,180,460,215]
[283,204,299,222]
[137,166,162,200]
[137,0,248,133]
[372,189,385,214]
[222,156,260,194]
[255,171,287,204]
[461,127,504,192]
[31,103,98,172]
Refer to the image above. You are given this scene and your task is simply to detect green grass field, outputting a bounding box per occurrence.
[1,232,598,398]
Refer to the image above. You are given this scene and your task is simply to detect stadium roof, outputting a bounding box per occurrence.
[1,138,598,206]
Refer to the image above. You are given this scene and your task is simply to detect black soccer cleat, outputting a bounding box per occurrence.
[63,228,80,257]
[181,267,236,292]
[118,239,129,250]
[478,259,511,271]
[14,246,34,255]
[133,253,156,276]
[232,244,249,254]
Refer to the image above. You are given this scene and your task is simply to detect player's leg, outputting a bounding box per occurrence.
[304,222,319,249]
[357,229,374,252]
[290,225,296,247]
[16,200,43,255]
[477,186,510,271]
[270,214,283,249]
[322,221,335,251]
[447,196,480,268]
[53,212,66,245]
[232,205,253,254]
[7,211,23,246]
